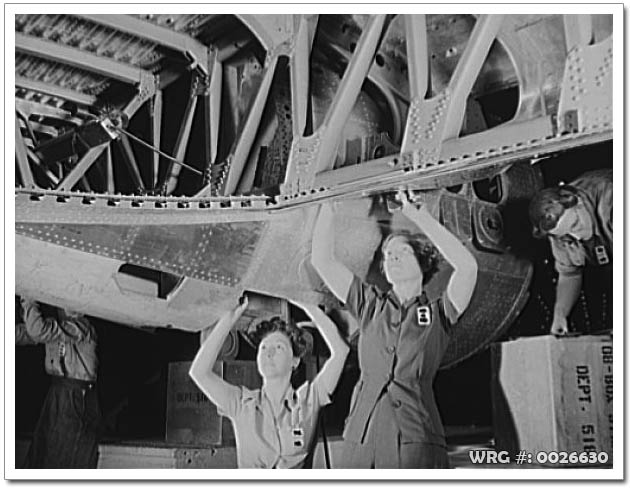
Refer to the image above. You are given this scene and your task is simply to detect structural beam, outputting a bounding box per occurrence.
[563,14,593,50]
[76,14,212,74]
[164,82,200,194]
[442,14,504,141]
[290,15,315,137]
[221,56,279,195]
[16,99,84,126]
[207,57,222,168]
[106,145,115,193]
[149,90,163,189]
[16,32,149,84]
[27,147,60,186]
[56,143,107,191]
[16,114,36,188]
[238,15,293,51]
[16,76,97,106]
[316,15,387,173]
[118,135,145,191]
[405,14,430,100]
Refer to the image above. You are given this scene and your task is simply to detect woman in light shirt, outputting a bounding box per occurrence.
[189,297,348,468]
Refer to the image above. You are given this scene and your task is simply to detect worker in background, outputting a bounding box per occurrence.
[311,191,478,468]
[16,298,101,468]
[529,169,612,336]
[189,296,348,468]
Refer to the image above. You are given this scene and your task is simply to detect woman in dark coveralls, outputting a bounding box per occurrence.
[311,191,478,468]
[16,299,100,468]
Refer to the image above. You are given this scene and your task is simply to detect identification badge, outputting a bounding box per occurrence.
[416,305,431,326]
[292,428,304,447]
[595,245,610,265]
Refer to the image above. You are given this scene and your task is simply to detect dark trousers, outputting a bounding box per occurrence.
[24,376,101,469]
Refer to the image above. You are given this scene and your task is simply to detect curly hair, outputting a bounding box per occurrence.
[248,317,309,359]
[380,231,442,284]
[529,185,580,238]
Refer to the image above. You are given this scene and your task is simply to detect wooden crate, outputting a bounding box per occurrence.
[165,360,261,446]
[165,361,224,446]
[491,335,613,465]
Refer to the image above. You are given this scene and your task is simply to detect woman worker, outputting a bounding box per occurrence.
[311,191,478,468]
[189,297,348,468]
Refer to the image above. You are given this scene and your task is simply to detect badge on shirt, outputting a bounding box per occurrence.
[292,428,304,447]
[595,245,610,265]
[416,305,431,327]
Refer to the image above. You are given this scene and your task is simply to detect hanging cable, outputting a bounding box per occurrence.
[115,127,204,177]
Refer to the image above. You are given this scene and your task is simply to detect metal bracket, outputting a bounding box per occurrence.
[557,36,612,134]
[280,134,323,195]
[123,72,159,119]
[400,90,451,169]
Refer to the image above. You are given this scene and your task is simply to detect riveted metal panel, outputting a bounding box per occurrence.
[15,222,266,286]
[442,263,531,368]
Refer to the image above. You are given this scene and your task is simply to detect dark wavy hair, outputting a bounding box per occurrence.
[248,317,309,359]
[380,231,441,285]
[529,185,580,238]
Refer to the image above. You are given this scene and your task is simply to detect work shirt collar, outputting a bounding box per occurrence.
[258,384,299,413]
[385,288,429,310]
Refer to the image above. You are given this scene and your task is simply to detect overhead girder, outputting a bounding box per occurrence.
[400,14,504,160]
[16,113,36,188]
[16,98,84,127]
[405,15,430,101]
[149,89,163,189]
[563,14,594,50]
[31,73,158,192]
[236,14,297,53]
[218,56,279,195]
[16,32,151,85]
[56,143,109,191]
[16,76,97,106]
[290,15,319,138]
[117,134,146,192]
[163,76,203,195]
[441,15,505,140]
[281,15,390,195]
[75,14,213,75]
[15,13,613,199]
[204,15,318,197]
[105,145,115,194]
[24,120,59,139]
[174,14,318,197]
[205,55,222,177]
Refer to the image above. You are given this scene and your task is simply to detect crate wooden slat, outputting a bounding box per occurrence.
[491,335,613,466]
